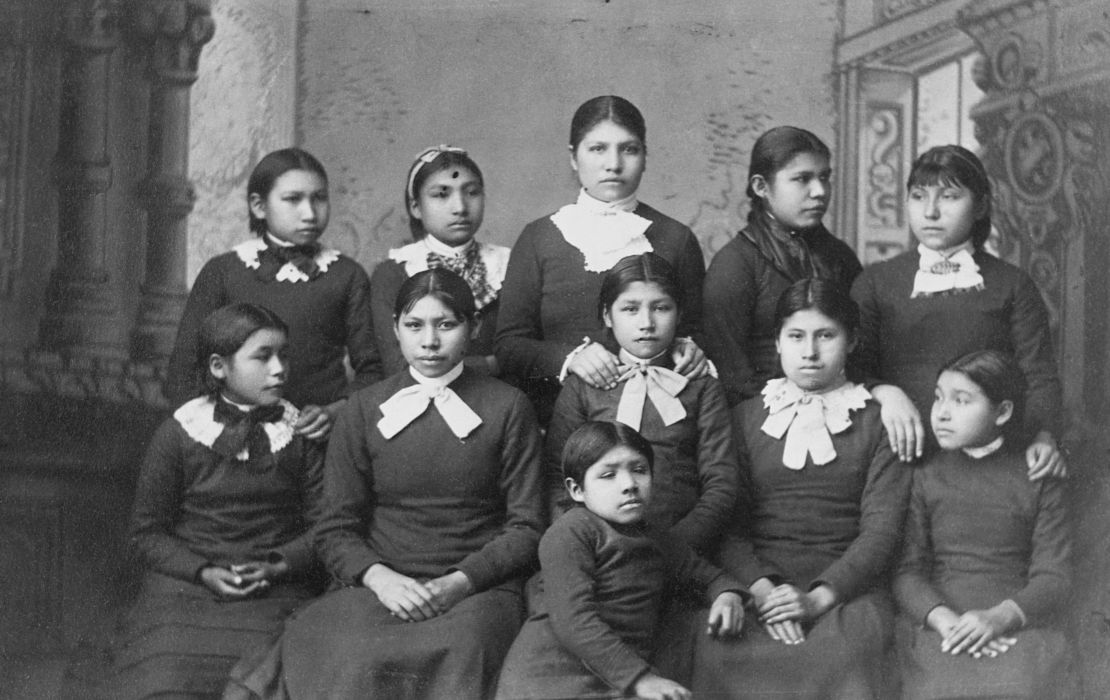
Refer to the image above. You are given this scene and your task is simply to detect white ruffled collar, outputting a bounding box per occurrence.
[911,242,984,298]
[387,238,510,291]
[174,396,299,461]
[761,378,871,470]
[233,238,342,283]
[550,189,653,272]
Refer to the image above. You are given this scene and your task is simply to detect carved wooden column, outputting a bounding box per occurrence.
[957,0,1110,420]
[39,0,125,356]
[130,0,213,359]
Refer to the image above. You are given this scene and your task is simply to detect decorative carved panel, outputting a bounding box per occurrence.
[864,104,905,230]
[877,0,945,22]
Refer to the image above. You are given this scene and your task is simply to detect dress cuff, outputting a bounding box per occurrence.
[1000,599,1027,628]
[558,337,592,383]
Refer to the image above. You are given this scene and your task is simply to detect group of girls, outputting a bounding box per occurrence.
[103,92,1071,700]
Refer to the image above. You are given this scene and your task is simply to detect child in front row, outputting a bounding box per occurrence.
[496,421,748,700]
[109,303,323,699]
[545,253,738,555]
[894,350,1072,699]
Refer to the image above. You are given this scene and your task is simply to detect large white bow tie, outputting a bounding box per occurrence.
[377,367,482,440]
[614,360,688,432]
[760,378,870,470]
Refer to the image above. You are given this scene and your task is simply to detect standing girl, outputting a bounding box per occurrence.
[229,269,544,700]
[851,144,1064,474]
[370,145,509,375]
[166,147,381,439]
[545,252,737,554]
[694,279,911,700]
[496,95,708,424]
[894,350,1071,699]
[703,126,862,406]
[112,303,323,699]
[496,421,747,700]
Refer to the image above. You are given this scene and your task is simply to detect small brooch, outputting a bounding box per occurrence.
[929,259,961,274]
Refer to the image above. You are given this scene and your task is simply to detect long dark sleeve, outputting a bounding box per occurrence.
[848,266,883,387]
[368,260,408,376]
[894,469,947,624]
[342,262,384,395]
[673,228,706,341]
[1009,274,1063,437]
[813,426,909,601]
[164,261,229,405]
[669,379,738,551]
[544,379,590,520]
[129,421,210,582]
[703,241,763,406]
[315,397,381,584]
[452,390,545,591]
[1011,477,1071,622]
[540,521,653,693]
[269,440,326,575]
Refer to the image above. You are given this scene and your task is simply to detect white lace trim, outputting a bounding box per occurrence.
[387,239,511,292]
[173,396,300,461]
[550,190,653,272]
[232,238,343,284]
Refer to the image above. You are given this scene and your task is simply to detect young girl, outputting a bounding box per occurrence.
[112,303,323,699]
[496,95,709,424]
[370,145,509,375]
[228,269,544,700]
[165,147,382,440]
[496,421,747,700]
[894,350,1071,699]
[703,126,862,406]
[545,252,737,554]
[851,145,1064,476]
[694,279,910,700]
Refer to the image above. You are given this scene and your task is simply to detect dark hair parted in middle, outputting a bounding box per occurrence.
[569,95,647,150]
[196,303,289,396]
[774,277,860,338]
[907,145,993,250]
[404,146,485,241]
[597,253,684,321]
[393,268,477,323]
[247,148,329,236]
[746,126,831,222]
[939,349,1027,442]
[560,420,655,487]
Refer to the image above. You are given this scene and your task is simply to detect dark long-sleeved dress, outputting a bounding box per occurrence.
[495,203,705,421]
[545,363,737,554]
[894,447,1072,699]
[850,249,1062,439]
[228,368,545,700]
[693,390,911,699]
[496,507,746,700]
[165,240,382,408]
[702,214,862,406]
[110,398,323,699]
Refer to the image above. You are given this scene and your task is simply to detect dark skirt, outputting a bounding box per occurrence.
[105,572,315,700]
[693,591,894,700]
[229,583,525,700]
[896,616,1072,700]
[495,616,624,700]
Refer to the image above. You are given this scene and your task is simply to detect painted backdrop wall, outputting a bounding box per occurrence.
[188,0,842,281]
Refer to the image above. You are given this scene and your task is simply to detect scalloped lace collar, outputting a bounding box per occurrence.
[174,396,300,460]
[233,238,342,283]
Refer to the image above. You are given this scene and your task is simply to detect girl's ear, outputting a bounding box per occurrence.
[602,306,613,329]
[248,192,267,222]
[994,399,1015,427]
[750,174,769,200]
[973,194,990,222]
[408,196,423,220]
[208,353,228,382]
[564,477,586,504]
[469,312,482,341]
[568,144,579,173]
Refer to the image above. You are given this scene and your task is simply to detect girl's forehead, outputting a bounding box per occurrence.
[420,165,480,188]
[615,280,671,298]
[272,168,327,191]
[781,307,842,329]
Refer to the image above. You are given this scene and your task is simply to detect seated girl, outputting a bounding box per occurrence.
[496,421,747,700]
[110,303,323,699]
[894,350,1072,699]
[227,269,544,700]
[545,252,737,554]
[370,145,509,376]
[694,278,911,699]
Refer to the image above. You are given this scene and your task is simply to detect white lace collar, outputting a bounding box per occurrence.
[761,378,871,470]
[911,242,984,298]
[233,238,342,283]
[174,396,299,461]
[550,189,653,272]
[387,238,510,290]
